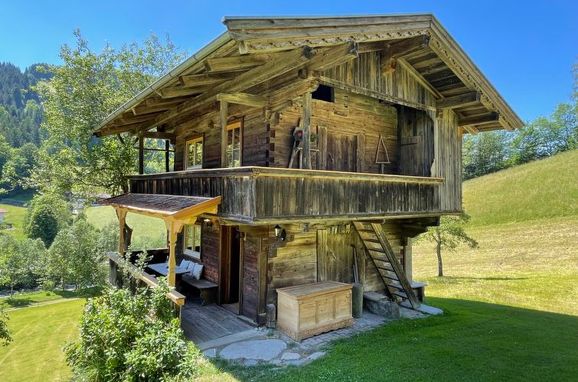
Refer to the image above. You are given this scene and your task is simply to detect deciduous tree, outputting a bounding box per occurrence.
[34,31,185,197]
[419,213,478,277]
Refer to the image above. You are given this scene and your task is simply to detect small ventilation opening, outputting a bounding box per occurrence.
[312,85,335,102]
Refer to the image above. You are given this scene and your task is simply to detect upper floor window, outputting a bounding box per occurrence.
[226,120,242,168]
[183,224,201,260]
[186,136,203,169]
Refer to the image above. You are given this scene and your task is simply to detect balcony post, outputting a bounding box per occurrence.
[138,132,144,175]
[302,92,312,169]
[115,208,127,257]
[220,100,229,167]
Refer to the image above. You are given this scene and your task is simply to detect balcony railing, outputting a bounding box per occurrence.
[129,167,444,223]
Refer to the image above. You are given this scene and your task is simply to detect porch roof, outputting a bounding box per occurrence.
[102,193,221,223]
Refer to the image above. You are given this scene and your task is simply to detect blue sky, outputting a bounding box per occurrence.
[1,1,576,121]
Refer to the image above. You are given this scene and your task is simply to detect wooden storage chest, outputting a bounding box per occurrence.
[277,281,353,341]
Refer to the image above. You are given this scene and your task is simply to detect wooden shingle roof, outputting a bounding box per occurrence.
[102,193,221,220]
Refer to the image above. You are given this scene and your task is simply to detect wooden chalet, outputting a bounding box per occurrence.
[96,15,522,337]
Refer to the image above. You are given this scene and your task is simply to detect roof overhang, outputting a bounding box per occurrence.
[93,14,523,137]
[102,193,221,224]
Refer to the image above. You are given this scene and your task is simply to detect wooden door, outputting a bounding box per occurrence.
[220,226,243,313]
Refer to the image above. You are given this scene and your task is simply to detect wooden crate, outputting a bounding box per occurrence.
[277,281,353,341]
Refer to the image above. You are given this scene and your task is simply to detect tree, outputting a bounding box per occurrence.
[34,31,185,197]
[25,193,71,246]
[462,131,511,180]
[1,142,38,193]
[0,235,44,294]
[65,282,200,381]
[419,213,478,277]
[46,216,108,290]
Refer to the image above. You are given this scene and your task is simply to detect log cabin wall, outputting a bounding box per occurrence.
[262,222,405,310]
[321,51,437,109]
[173,107,268,171]
[270,89,399,173]
[432,108,462,212]
[200,223,220,284]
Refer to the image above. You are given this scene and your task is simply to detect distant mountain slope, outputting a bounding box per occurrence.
[0,62,51,147]
[463,149,578,226]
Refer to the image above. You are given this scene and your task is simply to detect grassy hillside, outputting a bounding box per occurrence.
[463,149,578,226]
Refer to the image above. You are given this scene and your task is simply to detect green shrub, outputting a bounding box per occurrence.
[65,282,201,381]
[0,308,11,346]
[25,193,71,246]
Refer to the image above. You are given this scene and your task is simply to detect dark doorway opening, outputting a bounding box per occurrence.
[221,226,242,314]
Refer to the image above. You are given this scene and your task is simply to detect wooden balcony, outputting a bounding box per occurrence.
[129,167,444,223]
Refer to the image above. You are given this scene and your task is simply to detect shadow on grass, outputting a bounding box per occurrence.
[215,298,578,382]
[4,297,33,308]
[53,286,103,299]
[437,276,529,281]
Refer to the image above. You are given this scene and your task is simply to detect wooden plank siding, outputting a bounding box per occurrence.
[129,167,444,223]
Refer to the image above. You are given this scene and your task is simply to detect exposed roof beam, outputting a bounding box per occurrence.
[396,58,442,99]
[216,92,267,107]
[159,86,209,99]
[360,35,430,56]
[204,54,270,72]
[179,72,237,87]
[308,41,358,72]
[140,46,316,132]
[142,131,176,140]
[458,112,499,127]
[437,91,481,109]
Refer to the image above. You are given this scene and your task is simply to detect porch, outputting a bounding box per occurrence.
[107,250,255,345]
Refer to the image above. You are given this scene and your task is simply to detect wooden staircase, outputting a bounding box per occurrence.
[353,222,420,310]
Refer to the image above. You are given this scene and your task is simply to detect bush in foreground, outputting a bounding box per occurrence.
[65,282,201,381]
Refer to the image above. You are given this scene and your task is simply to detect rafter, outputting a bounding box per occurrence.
[458,112,499,127]
[396,58,442,99]
[139,46,316,132]
[179,72,237,87]
[216,92,267,107]
[204,54,270,72]
[436,91,481,109]
[307,41,358,72]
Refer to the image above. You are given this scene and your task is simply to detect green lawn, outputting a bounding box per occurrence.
[0,204,27,240]
[0,299,85,382]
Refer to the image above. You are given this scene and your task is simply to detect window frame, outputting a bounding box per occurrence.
[185,136,204,170]
[225,120,243,168]
[183,224,202,260]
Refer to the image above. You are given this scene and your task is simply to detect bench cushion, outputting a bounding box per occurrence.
[182,274,217,289]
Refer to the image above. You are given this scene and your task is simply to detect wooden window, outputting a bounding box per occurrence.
[312,84,334,102]
[186,136,203,169]
[183,224,201,259]
[226,120,242,168]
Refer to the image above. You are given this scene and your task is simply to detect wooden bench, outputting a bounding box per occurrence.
[181,274,218,305]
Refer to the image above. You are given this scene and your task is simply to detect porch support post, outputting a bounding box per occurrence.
[138,132,144,174]
[403,238,413,283]
[164,139,170,172]
[165,220,184,288]
[302,92,312,169]
[220,100,229,167]
[115,208,127,257]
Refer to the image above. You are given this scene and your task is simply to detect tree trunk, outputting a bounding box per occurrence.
[436,241,444,277]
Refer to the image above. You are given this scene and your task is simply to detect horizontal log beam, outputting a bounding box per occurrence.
[141,131,176,140]
[308,41,358,72]
[205,54,270,72]
[159,86,209,99]
[216,92,267,107]
[179,72,237,87]
[458,112,499,127]
[437,91,481,109]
